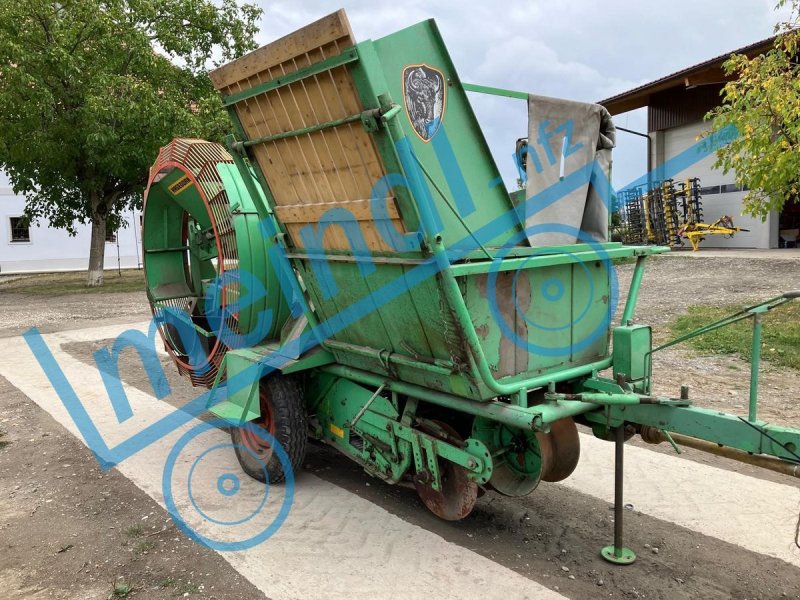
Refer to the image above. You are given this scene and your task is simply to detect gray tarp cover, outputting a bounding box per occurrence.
[524,94,615,246]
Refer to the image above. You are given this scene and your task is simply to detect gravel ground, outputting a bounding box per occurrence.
[0,290,150,337]
[617,254,800,427]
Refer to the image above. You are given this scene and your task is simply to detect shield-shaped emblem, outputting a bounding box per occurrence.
[402,64,446,142]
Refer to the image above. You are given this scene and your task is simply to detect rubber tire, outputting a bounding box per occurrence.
[231,375,307,484]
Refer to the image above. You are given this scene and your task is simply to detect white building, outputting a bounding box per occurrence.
[0,173,142,274]
[601,36,800,249]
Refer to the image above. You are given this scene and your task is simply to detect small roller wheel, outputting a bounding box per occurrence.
[231,375,307,484]
[414,420,478,521]
[540,418,580,482]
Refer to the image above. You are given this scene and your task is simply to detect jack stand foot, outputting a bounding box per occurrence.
[601,545,636,565]
[601,424,636,565]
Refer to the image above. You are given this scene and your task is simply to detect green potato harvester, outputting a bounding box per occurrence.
[141,10,800,564]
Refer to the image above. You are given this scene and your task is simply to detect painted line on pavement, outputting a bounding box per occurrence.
[0,322,564,600]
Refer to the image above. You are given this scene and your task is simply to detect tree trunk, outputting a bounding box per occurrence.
[87,195,107,287]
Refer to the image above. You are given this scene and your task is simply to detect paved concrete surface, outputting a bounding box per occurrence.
[664,248,800,259]
[1,321,799,598]
[0,323,564,600]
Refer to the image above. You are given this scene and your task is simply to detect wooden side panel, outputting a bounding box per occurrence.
[211,10,405,253]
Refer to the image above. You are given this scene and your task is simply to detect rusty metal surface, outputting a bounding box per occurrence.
[540,418,581,482]
[414,420,478,520]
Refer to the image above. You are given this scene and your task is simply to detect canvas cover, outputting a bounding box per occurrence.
[524,94,615,246]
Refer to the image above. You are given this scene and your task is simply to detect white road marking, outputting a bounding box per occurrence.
[3,321,800,598]
[0,323,563,600]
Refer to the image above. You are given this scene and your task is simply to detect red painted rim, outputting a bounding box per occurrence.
[239,387,276,461]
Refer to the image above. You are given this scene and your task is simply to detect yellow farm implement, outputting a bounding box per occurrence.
[678,215,749,251]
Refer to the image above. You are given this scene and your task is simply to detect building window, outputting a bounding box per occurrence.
[720,183,748,193]
[9,217,30,243]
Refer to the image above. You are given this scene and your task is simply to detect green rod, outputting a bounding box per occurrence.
[321,364,597,431]
[651,311,754,355]
[238,113,363,147]
[145,246,191,254]
[621,255,647,324]
[449,245,650,277]
[222,48,359,106]
[749,313,762,422]
[462,82,529,100]
[323,339,455,373]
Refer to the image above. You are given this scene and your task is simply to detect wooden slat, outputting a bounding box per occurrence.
[210,10,354,90]
[275,197,401,224]
[212,9,408,253]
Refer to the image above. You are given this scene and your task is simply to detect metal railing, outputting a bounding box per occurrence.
[646,290,800,422]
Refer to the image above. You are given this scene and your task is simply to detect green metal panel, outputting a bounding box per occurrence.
[569,259,612,364]
[366,20,523,249]
[461,259,611,394]
[217,163,290,341]
[297,257,481,397]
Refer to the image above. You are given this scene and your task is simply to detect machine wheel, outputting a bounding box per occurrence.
[540,418,580,482]
[472,417,544,497]
[414,420,478,521]
[231,375,307,484]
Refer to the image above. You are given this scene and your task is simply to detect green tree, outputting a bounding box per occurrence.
[0,0,261,285]
[707,1,800,219]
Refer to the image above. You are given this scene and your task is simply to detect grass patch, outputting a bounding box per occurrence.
[612,256,638,266]
[670,302,800,371]
[172,583,200,596]
[0,431,8,451]
[108,579,134,599]
[124,524,144,539]
[0,270,144,296]
[133,539,156,555]
[158,578,200,597]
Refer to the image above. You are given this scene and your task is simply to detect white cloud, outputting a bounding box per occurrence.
[248,0,788,188]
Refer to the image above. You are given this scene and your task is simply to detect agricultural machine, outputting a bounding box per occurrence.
[616,178,749,250]
[142,10,800,564]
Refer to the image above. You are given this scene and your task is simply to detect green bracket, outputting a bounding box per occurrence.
[360,110,381,133]
[208,353,261,424]
[421,436,442,491]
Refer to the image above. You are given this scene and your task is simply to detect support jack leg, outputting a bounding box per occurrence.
[601,424,636,565]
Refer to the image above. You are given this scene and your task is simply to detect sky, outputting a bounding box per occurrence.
[247,0,789,191]
[0,1,787,193]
